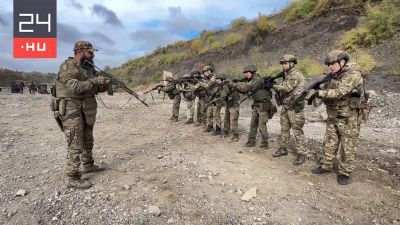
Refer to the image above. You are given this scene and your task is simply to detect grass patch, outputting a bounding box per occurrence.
[210,41,222,50]
[199,46,209,54]
[158,53,188,66]
[350,51,377,72]
[296,58,325,76]
[281,0,319,22]
[339,0,400,52]
[224,33,243,46]
[230,17,248,29]
[249,15,276,44]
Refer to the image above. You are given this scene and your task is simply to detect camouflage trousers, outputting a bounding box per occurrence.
[223,106,239,136]
[186,99,195,121]
[207,104,222,127]
[280,109,308,155]
[248,102,271,144]
[196,97,207,123]
[321,115,360,176]
[62,114,95,178]
[172,94,181,118]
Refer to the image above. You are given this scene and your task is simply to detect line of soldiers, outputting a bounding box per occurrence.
[53,40,369,189]
[156,50,369,186]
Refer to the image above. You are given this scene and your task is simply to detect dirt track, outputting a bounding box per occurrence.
[0,91,399,225]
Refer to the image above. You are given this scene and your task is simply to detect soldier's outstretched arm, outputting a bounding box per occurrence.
[273,76,298,94]
[318,72,363,99]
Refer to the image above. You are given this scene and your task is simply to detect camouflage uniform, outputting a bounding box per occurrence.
[54,41,109,188]
[194,86,207,126]
[318,63,364,176]
[232,66,275,148]
[273,67,308,157]
[219,83,240,141]
[161,81,181,121]
[176,80,195,124]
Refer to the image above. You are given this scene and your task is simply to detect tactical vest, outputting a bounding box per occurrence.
[251,75,272,103]
[55,58,97,99]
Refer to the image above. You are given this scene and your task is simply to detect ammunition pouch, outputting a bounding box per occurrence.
[167,93,175,100]
[269,105,277,119]
[294,101,305,113]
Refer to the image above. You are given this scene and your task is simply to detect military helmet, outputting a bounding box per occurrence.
[73,40,97,52]
[243,64,257,73]
[191,68,201,75]
[215,73,227,80]
[202,65,213,73]
[324,50,349,65]
[280,54,297,64]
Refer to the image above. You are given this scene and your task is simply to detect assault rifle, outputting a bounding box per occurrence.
[143,84,164,94]
[161,76,204,85]
[239,71,285,104]
[83,60,149,107]
[282,72,333,114]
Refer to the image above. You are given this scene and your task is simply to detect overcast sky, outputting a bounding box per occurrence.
[0,0,287,73]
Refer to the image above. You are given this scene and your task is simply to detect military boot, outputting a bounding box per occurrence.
[204,125,213,132]
[272,147,288,157]
[337,174,349,185]
[171,116,178,122]
[212,126,222,136]
[259,142,269,150]
[221,130,229,138]
[194,120,202,126]
[169,116,175,121]
[67,177,92,189]
[82,164,107,174]
[230,134,239,142]
[244,140,256,147]
[184,119,193,125]
[293,154,306,165]
[311,166,331,174]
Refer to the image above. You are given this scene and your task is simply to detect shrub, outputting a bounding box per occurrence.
[339,0,400,51]
[249,16,276,44]
[210,41,222,50]
[296,58,325,76]
[230,17,248,29]
[281,0,319,22]
[158,53,188,66]
[199,46,209,54]
[201,30,215,40]
[351,51,377,72]
[190,39,202,53]
[262,64,282,77]
[224,33,243,46]
[149,71,163,83]
[206,35,217,44]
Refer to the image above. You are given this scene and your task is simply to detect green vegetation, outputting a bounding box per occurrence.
[296,58,325,76]
[249,15,277,44]
[230,17,248,29]
[339,0,400,52]
[281,0,319,22]
[351,51,377,72]
[224,33,243,46]
[210,41,222,50]
[199,46,210,54]
[158,52,188,66]
[0,69,54,86]
[261,64,282,77]
[190,39,202,53]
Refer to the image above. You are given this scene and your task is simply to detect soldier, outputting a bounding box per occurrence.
[220,75,241,142]
[208,74,227,135]
[229,65,276,149]
[159,77,181,122]
[272,54,308,165]
[191,68,207,126]
[193,65,216,132]
[176,74,196,124]
[54,40,110,189]
[306,50,366,185]
[18,81,25,94]
[29,82,36,94]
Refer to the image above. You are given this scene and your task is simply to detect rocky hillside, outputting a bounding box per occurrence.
[112,0,400,91]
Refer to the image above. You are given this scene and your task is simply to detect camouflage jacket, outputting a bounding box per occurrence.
[160,82,179,96]
[176,83,195,101]
[318,63,365,118]
[273,68,305,106]
[218,82,240,108]
[193,74,216,98]
[233,74,272,103]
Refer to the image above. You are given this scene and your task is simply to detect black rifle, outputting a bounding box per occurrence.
[282,72,333,113]
[83,60,149,107]
[239,71,285,104]
[143,84,164,94]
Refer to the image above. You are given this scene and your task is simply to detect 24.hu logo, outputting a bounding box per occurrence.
[13,0,57,58]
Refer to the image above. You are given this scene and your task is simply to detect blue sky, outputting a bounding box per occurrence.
[0,0,287,73]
